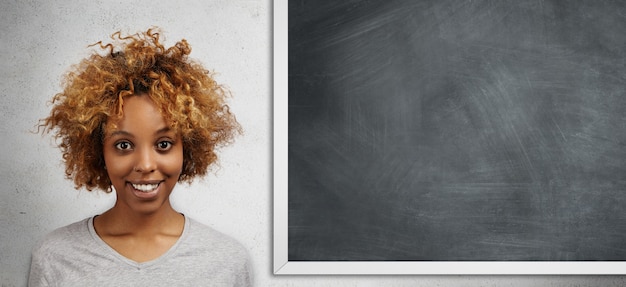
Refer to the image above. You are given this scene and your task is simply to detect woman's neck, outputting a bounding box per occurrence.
[95,201,184,238]
[92,202,185,263]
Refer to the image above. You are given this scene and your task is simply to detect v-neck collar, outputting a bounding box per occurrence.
[87,215,190,269]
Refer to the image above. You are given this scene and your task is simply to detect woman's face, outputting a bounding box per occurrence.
[102,94,183,215]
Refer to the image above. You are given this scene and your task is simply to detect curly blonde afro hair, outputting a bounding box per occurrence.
[41,28,241,191]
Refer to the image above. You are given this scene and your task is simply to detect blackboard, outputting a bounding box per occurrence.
[283,0,626,268]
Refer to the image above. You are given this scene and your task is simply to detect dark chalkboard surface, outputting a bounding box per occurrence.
[288,0,626,261]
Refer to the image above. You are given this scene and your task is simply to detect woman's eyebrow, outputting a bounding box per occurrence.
[108,130,133,138]
[155,127,172,135]
[107,127,172,138]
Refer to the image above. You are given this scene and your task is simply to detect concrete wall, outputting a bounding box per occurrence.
[0,0,623,286]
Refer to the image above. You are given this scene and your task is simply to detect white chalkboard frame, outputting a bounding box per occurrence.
[272,0,626,275]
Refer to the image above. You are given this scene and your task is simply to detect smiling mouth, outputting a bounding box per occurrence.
[130,182,160,192]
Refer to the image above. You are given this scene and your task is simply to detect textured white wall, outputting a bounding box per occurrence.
[0,0,624,286]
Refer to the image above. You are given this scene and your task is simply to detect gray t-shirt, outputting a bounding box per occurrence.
[28,216,252,287]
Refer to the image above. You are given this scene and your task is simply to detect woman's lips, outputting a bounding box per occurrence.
[132,183,159,192]
[128,182,161,199]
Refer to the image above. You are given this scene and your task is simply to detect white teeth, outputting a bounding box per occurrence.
[131,183,159,192]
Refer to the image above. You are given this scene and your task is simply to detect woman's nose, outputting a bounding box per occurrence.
[134,148,157,173]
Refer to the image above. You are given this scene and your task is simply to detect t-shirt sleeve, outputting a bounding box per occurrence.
[28,248,50,287]
[234,252,253,287]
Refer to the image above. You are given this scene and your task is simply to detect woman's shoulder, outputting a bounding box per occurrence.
[183,217,249,259]
[32,218,92,256]
[159,217,252,286]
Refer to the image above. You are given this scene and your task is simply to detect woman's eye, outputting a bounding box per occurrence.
[115,141,132,150]
[157,141,173,151]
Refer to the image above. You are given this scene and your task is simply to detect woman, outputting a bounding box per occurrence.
[29,28,251,286]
